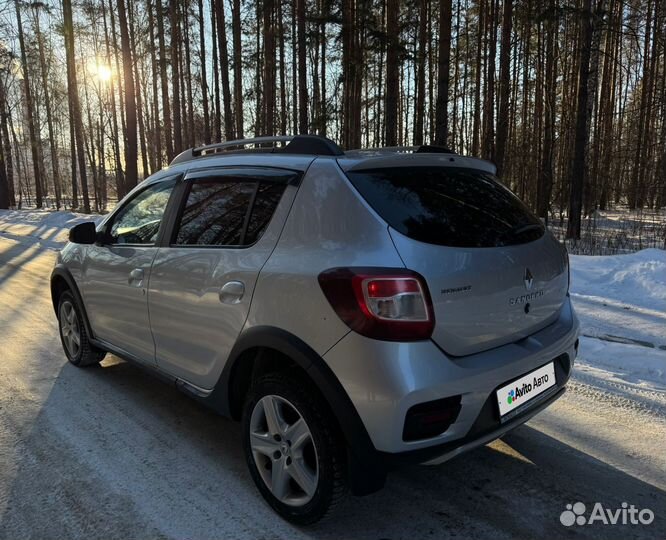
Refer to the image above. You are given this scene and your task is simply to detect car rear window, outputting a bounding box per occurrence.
[345,166,544,247]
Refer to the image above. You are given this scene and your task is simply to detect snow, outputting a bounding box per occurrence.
[1,209,664,393]
[0,209,104,249]
[570,249,666,392]
[571,248,666,312]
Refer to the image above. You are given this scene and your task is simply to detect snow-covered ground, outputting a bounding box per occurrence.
[547,206,666,255]
[570,249,666,394]
[0,209,104,249]
[0,209,664,539]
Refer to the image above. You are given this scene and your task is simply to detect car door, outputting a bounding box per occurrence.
[81,177,178,363]
[148,167,299,389]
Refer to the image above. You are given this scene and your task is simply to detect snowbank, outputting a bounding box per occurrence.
[570,249,666,391]
[571,248,666,311]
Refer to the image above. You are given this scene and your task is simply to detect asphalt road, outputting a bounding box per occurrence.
[0,234,664,540]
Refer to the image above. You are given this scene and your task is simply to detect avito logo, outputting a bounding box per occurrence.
[560,502,655,527]
[507,382,532,405]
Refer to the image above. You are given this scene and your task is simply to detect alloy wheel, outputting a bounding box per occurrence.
[249,394,319,506]
[59,300,81,359]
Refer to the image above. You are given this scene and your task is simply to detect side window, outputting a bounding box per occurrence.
[174,178,288,247]
[245,183,288,245]
[175,181,255,245]
[109,179,176,245]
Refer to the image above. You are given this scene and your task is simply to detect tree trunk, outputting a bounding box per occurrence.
[494,0,512,178]
[278,0,288,134]
[63,0,90,212]
[102,0,125,197]
[183,13,196,148]
[118,0,138,192]
[0,133,8,209]
[413,0,428,145]
[319,0,327,137]
[566,0,594,239]
[171,0,183,154]
[198,0,212,144]
[264,0,276,135]
[472,0,484,155]
[655,2,666,209]
[482,0,497,160]
[215,0,235,139]
[434,0,452,146]
[128,1,149,178]
[14,0,43,208]
[232,0,244,138]
[290,0,297,133]
[0,82,13,207]
[211,0,222,140]
[156,0,173,160]
[33,6,62,208]
[537,1,556,220]
[629,0,653,208]
[297,0,308,133]
[385,0,399,146]
[148,0,163,169]
[0,92,8,208]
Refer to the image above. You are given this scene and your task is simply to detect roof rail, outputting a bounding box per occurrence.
[169,134,344,166]
[346,144,455,156]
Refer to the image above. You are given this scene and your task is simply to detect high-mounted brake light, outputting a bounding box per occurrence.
[318,268,435,341]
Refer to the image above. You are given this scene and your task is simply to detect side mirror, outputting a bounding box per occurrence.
[69,221,97,244]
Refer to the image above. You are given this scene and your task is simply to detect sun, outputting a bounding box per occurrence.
[89,60,113,84]
[95,64,113,83]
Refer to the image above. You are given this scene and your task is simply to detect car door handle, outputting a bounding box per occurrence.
[219,280,245,304]
[128,268,144,286]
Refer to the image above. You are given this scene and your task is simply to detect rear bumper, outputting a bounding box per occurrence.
[323,296,579,455]
[385,381,567,467]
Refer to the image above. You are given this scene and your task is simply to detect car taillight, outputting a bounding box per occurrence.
[318,268,435,341]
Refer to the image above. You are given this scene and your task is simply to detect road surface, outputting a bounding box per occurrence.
[0,232,664,539]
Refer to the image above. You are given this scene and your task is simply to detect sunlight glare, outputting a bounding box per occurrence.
[90,61,113,84]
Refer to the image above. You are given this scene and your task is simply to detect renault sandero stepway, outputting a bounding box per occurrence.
[52,135,579,524]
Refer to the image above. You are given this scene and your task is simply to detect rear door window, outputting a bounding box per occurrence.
[175,181,255,246]
[173,172,291,247]
[345,166,544,247]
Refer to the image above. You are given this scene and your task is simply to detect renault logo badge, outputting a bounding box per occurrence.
[524,268,534,291]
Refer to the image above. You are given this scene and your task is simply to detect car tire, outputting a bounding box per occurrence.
[57,290,106,367]
[242,372,347,525]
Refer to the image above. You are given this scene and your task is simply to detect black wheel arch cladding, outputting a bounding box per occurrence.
[212,325,387,496]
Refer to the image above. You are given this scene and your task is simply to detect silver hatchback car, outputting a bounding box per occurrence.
[52,135,579,524]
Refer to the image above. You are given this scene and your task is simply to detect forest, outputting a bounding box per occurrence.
[0,0,664,239]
